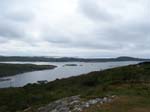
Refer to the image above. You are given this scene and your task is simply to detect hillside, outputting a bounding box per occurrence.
[0,62,150,112]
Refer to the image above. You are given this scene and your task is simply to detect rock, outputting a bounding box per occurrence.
[111,95,117,99]
[103,97,108,103]
[38,95,116,112]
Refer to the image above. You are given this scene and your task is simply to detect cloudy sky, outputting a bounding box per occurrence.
[0,0,150,58]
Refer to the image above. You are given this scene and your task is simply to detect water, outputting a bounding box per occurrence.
[0,61,140,88]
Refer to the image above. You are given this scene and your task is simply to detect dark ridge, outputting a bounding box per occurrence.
[0,56,149,62]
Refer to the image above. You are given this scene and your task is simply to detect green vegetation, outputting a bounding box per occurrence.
[0,63,56,77]
[0,62,150,112]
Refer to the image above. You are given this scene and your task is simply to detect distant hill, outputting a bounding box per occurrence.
[115,56,142,61]
[0,56,149,62]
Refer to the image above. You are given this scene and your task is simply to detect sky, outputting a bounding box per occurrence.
[0,0,150,58]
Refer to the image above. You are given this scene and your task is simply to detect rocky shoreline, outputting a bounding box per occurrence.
[37,95,116,112]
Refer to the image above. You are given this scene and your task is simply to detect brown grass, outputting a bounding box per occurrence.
[82,96,150,112]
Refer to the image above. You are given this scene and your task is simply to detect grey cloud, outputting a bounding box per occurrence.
[79,0,113,22]
[0,22,25,38]
[42,30,71,44]
[39,25,74,45]
[4,11,34,22]
[45,35,71,44]
[78,0,150,50]
[0,0,34,22]
[0,0,34,40]
[0,36,8,43]
[104,23,150,43]
[92,29,149,52]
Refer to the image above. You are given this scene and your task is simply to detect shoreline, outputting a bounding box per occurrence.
[0,63,57,78]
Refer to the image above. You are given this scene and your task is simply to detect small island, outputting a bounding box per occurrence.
[63,64,78,67]
[0,63,57,78]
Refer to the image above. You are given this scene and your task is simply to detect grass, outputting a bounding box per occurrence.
[0,62,150,112]
[83,95,150,112]
[0,63,56,77]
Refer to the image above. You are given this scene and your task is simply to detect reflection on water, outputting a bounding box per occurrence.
[0,61,140,88]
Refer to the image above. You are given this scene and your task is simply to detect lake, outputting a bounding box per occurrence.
[0,61,140,88]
